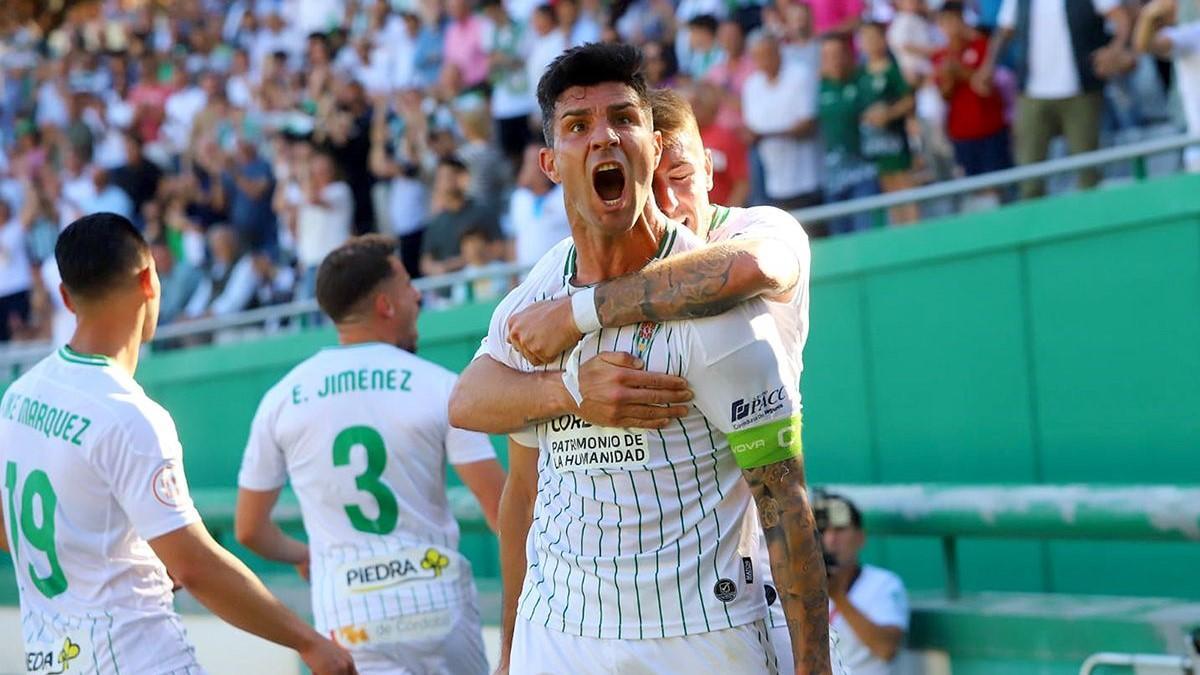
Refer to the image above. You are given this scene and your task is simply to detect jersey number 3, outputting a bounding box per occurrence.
[5,461,69,599]
[332,426,399,535]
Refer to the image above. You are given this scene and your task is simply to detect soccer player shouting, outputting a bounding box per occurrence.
[457,44,830,674]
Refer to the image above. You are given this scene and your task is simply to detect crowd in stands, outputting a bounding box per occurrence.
[0,0,1196,346]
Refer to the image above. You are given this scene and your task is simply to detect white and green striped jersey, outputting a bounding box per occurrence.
[0,347,204,675]
[707,204,812,631]
[238,343,496,637]
[486,223,805,640]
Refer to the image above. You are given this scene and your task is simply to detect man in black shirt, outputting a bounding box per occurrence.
[419,158,502,278]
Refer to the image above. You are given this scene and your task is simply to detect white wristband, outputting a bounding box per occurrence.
[571,287,602,334]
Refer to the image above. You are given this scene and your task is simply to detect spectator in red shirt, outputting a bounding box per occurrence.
[690,82,750,206]
[128,55,176,143]
[933,2,1013,177]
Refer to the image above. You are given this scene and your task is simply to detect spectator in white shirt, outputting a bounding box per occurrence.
[742,33,822,210]
[0,199,32,343]
[819,493,910,675]
[184,225,260,320]
[83,169,136,222]
[294,151,354,298]
[504,142,569,266]
[59,146,97,229]
[226,48,255,109]
[556,0,602,47]
[1135,0,1200,172]
[527,4,568,128]
[978,0,1132,198]
[162,71,215,157]
[485,0,537,165]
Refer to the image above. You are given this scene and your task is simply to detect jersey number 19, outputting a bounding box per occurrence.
[5,461,69,599]
[332,426,399,535]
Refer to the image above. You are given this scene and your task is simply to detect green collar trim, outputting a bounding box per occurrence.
[58,345,113,367]
[710,204,732,233]
[564,221,679,283]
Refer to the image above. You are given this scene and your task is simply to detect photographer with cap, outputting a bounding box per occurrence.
[818,492,911,674]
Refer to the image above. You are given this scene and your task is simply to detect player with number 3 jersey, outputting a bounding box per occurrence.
[235,235,506,675]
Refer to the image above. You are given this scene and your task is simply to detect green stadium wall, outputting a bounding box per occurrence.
[3,172,1200,602]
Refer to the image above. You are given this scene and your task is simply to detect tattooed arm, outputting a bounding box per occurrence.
[448,353,692,434]
[743,457,831,675]
[507,238,804,365]
[597,239,801,324]
[686,302,830,674]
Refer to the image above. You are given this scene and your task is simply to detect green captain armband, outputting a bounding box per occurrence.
[728,414,803,469]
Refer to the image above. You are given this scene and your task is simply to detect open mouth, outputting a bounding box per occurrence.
[592,161,626,205]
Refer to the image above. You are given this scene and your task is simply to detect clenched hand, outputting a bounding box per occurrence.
[507,297,582,366]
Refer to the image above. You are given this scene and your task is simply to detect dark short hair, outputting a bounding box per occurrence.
[687,14,719,34]
[818,492,864,529]
[860,20,888,35]
[459,224,497,243]
[536,42,650,145]
[939,0,965,15]
[820,31,854,48]
[55,212,150,300]
[316,234,400,323]
[438,156,469,173]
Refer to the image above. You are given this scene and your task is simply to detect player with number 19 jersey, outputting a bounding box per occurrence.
[238,342,495,672]
[0,346,204,675]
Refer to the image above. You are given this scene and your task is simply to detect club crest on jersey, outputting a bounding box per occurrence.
[151,462,185,507]
[714,578,738,603]
[632,322,660,361]
[338,548,458,594]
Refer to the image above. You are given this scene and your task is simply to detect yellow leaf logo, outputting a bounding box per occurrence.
[58,637,81,671]
[338,626,369,645]
[420,548,450,577]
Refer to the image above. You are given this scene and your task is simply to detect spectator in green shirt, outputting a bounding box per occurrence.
[858,22,918,224]
[818,33,878,235]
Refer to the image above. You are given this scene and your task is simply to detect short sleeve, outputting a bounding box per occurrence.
[715,207,811,303]
[1091,0,1119,16]
[1164,22,1200,57]
[997,0,1016,29]
[473,336,491,361]
[686,301,802,452]
[441,372,500,464]
[793,67,818,119]
[861,571,910,630]
[237,388,289,491]
[483,275,543,446]
[447,426,499,465]
[100,411,202,541]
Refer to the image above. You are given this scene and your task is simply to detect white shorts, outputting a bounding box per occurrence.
[333,604,488,675]
[768,623,850,675]
[511,617,781,675]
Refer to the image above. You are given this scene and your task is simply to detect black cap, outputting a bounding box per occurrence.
[816,493,863,529]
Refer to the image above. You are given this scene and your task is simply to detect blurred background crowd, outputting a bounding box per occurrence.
[0,0,1195,346]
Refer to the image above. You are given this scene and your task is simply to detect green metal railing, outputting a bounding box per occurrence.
[823,484,1200,599]
[195,482,1200,601]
